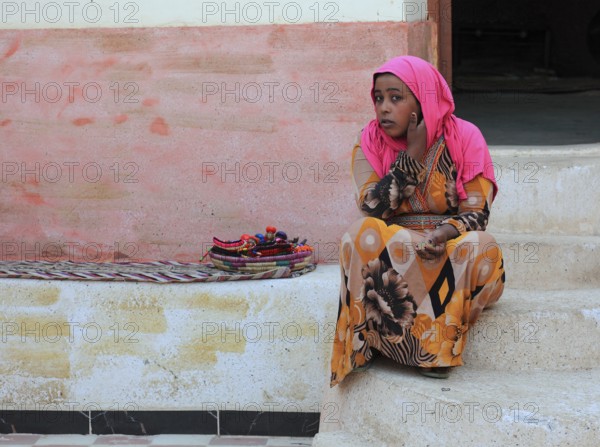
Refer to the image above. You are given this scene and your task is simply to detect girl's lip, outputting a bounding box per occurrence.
[380,119,395,127]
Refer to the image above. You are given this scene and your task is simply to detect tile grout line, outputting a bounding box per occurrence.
[217,408,220,437]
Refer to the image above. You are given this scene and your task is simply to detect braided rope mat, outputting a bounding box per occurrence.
[0,260,316,283]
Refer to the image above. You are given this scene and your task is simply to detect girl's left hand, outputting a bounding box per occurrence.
[415,225,459,260]
[415,231,446,260]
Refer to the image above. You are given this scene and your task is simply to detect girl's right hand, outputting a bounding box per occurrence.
[406,112,427,162]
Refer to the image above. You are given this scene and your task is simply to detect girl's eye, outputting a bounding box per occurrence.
[392,95,403,101]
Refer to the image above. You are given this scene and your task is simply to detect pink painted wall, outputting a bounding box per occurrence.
[0,22,437,263]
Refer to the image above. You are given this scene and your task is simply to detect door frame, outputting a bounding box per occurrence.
[428,0,452,86]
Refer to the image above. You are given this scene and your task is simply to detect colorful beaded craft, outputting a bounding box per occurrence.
[204,226,314,273]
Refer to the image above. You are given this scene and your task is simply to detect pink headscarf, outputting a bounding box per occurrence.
[360,56,497,200]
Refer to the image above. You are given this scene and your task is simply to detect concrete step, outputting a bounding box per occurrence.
[316,361,600,447]
[311,431,369,447]
[2,264,595,415]
[495,233,600,290]
[463,287,600,371]
[0,267,341,412]
[489,145,600,236]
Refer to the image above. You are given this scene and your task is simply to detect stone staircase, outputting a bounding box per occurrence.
[312,145,600,446]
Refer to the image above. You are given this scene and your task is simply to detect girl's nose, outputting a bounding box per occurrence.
[380,98,391,113]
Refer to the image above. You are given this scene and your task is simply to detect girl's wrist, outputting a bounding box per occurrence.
[437,223,460,241]
[406,144,426,162]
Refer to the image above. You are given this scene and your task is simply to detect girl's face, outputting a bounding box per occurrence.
[373,73,422,139]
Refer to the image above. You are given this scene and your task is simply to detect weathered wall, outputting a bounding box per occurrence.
[0,268,339,413]
[0,22,437,263]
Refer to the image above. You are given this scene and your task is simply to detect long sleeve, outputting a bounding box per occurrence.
[440,174,495,233]
[352,143,426,219]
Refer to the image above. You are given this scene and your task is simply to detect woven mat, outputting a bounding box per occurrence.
[0,260,316,283]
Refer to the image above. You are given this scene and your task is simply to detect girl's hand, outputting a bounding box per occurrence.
[415,224,459,260]
[406,112,427,162]
[415,234,445,261]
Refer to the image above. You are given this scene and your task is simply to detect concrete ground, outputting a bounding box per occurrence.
[454,90,600,146]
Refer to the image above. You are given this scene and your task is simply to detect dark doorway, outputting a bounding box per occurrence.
[451,0,600,145]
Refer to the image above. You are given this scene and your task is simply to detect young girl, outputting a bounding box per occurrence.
[330,56,505,384]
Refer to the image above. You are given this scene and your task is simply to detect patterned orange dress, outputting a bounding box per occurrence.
[330,135,505,386]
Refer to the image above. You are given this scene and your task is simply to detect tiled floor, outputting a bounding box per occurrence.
[0,435,312,447]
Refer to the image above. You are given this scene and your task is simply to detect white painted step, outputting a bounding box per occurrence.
[0,267,340,411]
[489,145,600,236]
[317,361,600,447]
[495,233,600,290]
[311,430,369,447]
[464,288,600,371]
